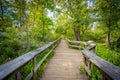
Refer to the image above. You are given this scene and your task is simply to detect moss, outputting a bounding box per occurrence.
[79,60,85,74]
[80,65,85,74]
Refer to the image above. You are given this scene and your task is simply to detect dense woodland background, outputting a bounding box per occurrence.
[0,0,120,68]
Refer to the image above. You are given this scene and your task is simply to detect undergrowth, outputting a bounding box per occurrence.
[9,48,55,80]
[89,43,120,80]
[37,50,55,77]
[96,43,120,67]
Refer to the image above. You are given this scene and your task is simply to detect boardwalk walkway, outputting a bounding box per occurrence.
[40,40,87,80]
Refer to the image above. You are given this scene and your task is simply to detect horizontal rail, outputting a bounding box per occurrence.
[0,38,61,80]
[67,39,86,45]
[66,39,120,80]
[25,43,58,80]
[66,39,96,53]
[82,50,120,80]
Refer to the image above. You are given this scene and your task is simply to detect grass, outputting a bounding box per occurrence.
[96,43,120,67]
[89,43,120,80]
[89,64,102,80]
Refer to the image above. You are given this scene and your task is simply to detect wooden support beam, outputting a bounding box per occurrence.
[16,71,22,80]
[33,57,37,80]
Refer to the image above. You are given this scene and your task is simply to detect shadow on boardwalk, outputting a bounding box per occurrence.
[39,40,87,80]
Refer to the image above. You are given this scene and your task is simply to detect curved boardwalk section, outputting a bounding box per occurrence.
[40,40,87,80]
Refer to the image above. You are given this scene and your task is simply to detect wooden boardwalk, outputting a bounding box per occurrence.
[40,40,87,80]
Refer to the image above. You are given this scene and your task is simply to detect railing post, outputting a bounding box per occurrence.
[102,74,112,80]
[93,45,96,54]
[83,55,92,79]
[33,57,37,80]
[3,77,9,80]
[102,74,106,80]
[88,61,91,74]
[16,71,22,80]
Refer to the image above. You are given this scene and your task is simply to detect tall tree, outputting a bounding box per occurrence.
[96,0,120,48]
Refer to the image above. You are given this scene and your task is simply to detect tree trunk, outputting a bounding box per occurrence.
[0,0,4,20]
[107,20,111,48]
[0,0,5,31]
[42,7,45,41]
[117,37,120,48]
[108,28,111,48]
[73,26,80,41]
[76,30,80,41]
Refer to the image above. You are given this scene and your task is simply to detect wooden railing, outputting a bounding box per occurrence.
[67,39,120,80]
[66,39,86,49]
[0,38,61,80]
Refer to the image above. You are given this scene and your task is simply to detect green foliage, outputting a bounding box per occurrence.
[95,0,120,48]
[89,64,102,80]
[7,49,55,79]
[96,43,120,67]
[89,43,120,80]
[0,0,120,79]
[37,51,55,77]
[0,32,23,64]
[0,0,58,65]
[81,25,105,42]
[21,62,33,79]
[79,60,84,74]
[79,65,84,74]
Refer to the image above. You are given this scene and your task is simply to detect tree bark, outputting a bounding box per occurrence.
[108,28,111,48]
[107,20,111,48]
[117,37,120,48]
[0,0,4,20]
[42,6,45,41]
[73,26,80,41]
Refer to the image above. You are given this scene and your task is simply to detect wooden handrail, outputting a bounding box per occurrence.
[66,39,96,53]
[66,39,120,80]
[67,39,86,45]
[82,50,120,80]
[0,38,61,80]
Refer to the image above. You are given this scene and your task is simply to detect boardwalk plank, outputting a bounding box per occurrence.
[39,40,87,80]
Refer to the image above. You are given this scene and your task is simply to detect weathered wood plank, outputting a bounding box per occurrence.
[16,71,22,80]
[67,39,86,45]
[67,39,96,52]
[35,44,57,72]
[0,38,60,80]
[82,50,120,80]
[69,44,81,49]
[25,72,33,80]
[33,57,37,80]
[67,39,120,80]
[40,40,87,80]
[84,64,91,75]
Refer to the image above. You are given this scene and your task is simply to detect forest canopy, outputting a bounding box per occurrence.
[0,0,120,64]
